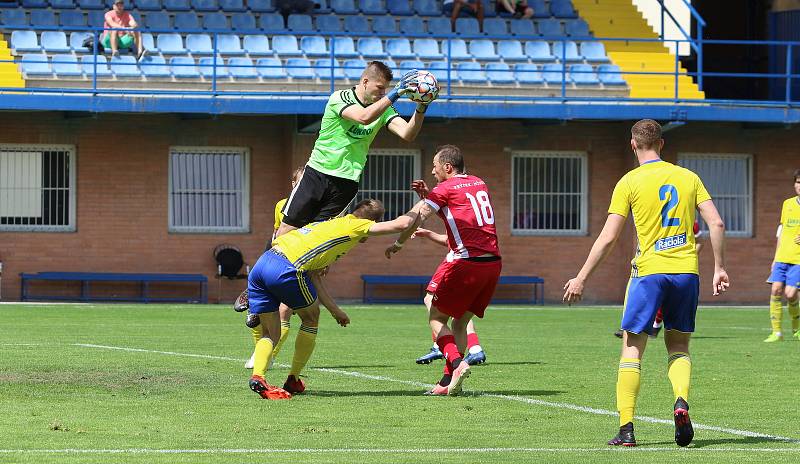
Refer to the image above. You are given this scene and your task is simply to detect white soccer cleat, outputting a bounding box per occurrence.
[244,352,255,369]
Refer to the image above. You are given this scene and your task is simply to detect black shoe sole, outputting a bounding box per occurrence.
[674,408,694,447]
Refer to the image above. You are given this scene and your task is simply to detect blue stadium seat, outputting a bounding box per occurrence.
[455,18,479,35]
[469,39,499,60]
[203,12,228,30]
[510,19,536,36]
[21,0,48,8]
[413,0,439,16]
[111,54,141,77]
[332,37,358,57]
[192,0,218,11]
[255,57,282,78]
[50,0,75,8]
[514,63,542,83]
[144,11,170,30]
[386,38,413,59]
[174,12,200,30]
[286,57,314,79]
[80,54,112,76]
[30,9,56,26]
[77,0,105,9]
[288,14,313,32]
[343,15,368,33]
[442,38,471,60]
[457,62,484,83]
[300,36,328,57]
[483,18,507,37]
[69,31,93,51]
[383,57,397,70]
[428,60,454,81]
[550,0,577,18]
[198,56,229,77]
[229,57,258,78]
[597,64,625,85]
[565,19,590,39]
[529,0,549,18]
[580,41,609,62]
[52,54,81,76]
[486,62,513,83]
[387,0,412,16]
[342,58,365,79]
[243,34,271,55]
[11,31,40,52]
[141,32,157,52]
[314,0,331,13]
[330,0,357,14]
[170,56,200,77]
[314,58,345,79]
[259,13,284,32]
[20,54,51,76]
[272,35,302,56]
[554,40,582,61]
[399,17,424,34]
[87,9,104,26]
[140,55,170,77]
[231,12,257,31]
[135,0,161,10]
[316,15,341,32]
[497,40,526,61]
[525,40,554,61]
[537,18,561,37]
[163,0,191,10]
[398,59,423,74]
[427,17,451,35]
[157,33,187,54]
[186,34,213,54]
[372,16,396,33]
[59,10,85,27]
[357,37,384,58]
[1,9,28,27]
[219,0,246,12]
[41,31,70,53]
[413,38,441,59]
[247,0,274,12]
[541,62,566,84]
[217,34,244,54]
[359,0,384,14]
[570,63,598,85]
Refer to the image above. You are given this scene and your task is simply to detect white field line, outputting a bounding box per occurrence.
[74,343,800,445]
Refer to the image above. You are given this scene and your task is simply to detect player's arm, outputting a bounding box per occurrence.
[563,213,626,303]
[367,209,420,236]
[697,199,729,296]
[308,271,349,327]
[386,108,425,142]
[412,228,448,247]
[384,201,436,258]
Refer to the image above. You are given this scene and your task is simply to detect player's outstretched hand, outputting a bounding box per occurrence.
[329,308,350,327]
[712,268,730,296]
[562,277,584,304]
[411,179,429,199]
[411,228,433,240]
[385,243,402,259]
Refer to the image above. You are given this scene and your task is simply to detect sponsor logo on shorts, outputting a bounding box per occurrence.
[654,232,687,252]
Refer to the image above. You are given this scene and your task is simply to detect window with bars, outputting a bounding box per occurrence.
[678,154,753,237]
[0,145,75,231]
[168,147,249,233]
[354,149,420,221]
[511,152,588,235]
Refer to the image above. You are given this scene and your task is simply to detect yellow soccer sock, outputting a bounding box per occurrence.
[289,325,318,377]
[250,325,260,347]
[271,321,291,360]
[616,357,641,426]
[252,338,274,378]
[770,295,784,334]
[789,300,800,333]
[667,352,692,402]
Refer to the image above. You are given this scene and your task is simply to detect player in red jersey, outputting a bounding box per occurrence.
[386,145,501,396]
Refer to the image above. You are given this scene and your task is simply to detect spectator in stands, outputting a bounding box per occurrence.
[277,0,316,26]
[103,0,146,60]
[496,0,533,19]
[443,0,484,32]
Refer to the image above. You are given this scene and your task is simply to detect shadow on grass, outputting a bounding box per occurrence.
[690,336,735,340]
[477,361,544,366]
[304,389,565,398]
[641,436,797,448]
[314,365,395,369]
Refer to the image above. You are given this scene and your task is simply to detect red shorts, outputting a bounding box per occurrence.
[426,258,502,319]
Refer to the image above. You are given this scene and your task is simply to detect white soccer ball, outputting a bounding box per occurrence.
[407,70,439,104]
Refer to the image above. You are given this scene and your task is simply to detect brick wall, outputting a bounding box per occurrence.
[0,113,794,305]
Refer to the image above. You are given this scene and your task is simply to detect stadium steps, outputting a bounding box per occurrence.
[571,0,704,99]
[0,39,24,88]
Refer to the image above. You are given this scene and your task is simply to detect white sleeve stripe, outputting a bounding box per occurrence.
[424,199,441,212]
[777,224,782,238]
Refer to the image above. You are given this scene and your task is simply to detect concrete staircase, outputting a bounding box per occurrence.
[572,0,704,99]
[0,38,24,89]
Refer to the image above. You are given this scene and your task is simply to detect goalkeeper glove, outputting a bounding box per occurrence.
[386,69,419,103]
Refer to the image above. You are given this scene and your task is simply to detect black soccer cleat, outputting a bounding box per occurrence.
[233,289,249,312]
[613,329,623,338]
[673,397,694,447]
[245,312,260,329]
[607,422,636,447]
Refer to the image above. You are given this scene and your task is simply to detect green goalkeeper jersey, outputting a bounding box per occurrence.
[307,87,400,182]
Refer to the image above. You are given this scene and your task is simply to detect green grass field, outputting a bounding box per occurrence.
[1,303,799,463]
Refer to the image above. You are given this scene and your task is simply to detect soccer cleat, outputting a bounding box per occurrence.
[415,347,443,364]
[283,375,306,394]
[233,289,249,312]
[673,397,694,447]
[249,375,291,400]
[245,313,260,329]
[423,383,449,396]
[763,332,783,343]
[447,362,471,396]
[607,422,636,446]
[613,330,623,338]
[464,349,486,366]
[244,352,255,369]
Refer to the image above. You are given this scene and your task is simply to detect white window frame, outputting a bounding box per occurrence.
[510,151,588,236]
[355,148,421,220]
[0,144,76,232]
[678,153,753,238]
[168,146,250,233]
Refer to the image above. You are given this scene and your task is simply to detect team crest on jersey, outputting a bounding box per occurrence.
[654,232,687,252]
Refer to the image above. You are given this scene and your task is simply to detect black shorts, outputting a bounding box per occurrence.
[281,165,359,228]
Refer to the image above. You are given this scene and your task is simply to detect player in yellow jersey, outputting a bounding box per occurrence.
[247,199,420,399]
[763,169,800,342]
[563,120,729,448]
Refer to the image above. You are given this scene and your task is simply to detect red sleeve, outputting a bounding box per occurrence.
[425,184,448,211]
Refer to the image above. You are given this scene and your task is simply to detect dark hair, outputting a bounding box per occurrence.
[363,61,393,82]
[352,199,385,221]
[794,169,800,182]
[631,119,662,150]
[435,145,465,174]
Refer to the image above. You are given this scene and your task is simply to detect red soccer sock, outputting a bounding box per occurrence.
[654,308,664,325]
[467,332,480,349]
[436,334,463,367]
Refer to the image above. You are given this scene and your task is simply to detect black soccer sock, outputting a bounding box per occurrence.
[439,374,452,386]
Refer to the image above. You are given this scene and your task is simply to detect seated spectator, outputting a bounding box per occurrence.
[277,0,316,25]
[103,0,146,60]
[496,0,533,19]
[443,0,484,32]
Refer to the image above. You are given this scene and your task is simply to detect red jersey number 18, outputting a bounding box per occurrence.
[465,191,495,226]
